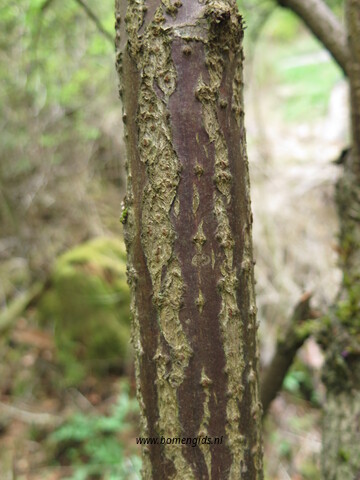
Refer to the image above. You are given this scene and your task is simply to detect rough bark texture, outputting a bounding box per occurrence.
[115,1,263,478]
[321,1,360,478]
[278,0,349,75]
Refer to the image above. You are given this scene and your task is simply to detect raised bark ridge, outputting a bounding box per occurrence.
[116,1,263,478]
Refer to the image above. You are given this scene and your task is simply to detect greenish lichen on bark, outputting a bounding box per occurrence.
[116,1,263,478]
[116,3,155,476]
[192,184,200,214]
[199,368,213,476]
[132,5,195,477]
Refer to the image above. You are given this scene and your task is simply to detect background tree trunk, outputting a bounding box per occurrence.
[115,1,263,478]
[321,1,360,478]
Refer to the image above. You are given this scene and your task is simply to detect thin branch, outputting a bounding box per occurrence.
[277,0,349,76]
[73,0,113,45]
[40,0,56,11]
[260,293,321,417]
[0,401,63,428]
[0,283,45,334]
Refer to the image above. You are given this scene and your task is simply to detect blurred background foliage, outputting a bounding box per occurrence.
[1,0,123,279]
[0,0,348,478]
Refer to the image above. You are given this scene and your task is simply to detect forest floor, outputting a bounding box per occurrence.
[0,310,141,480]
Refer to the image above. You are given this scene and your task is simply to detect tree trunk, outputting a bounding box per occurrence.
[115,1,263,478]
[321,1,360,478]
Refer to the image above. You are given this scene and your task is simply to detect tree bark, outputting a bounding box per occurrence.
[321,1,360,478]
[115,1,263,478]
[278,0,349,75]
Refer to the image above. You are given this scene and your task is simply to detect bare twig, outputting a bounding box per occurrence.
[260,292,321,416]
[277,0,349,75]
[0,401,63,428]
[0,283,45,334]
[73,0,113,45]
[40,0,56,11]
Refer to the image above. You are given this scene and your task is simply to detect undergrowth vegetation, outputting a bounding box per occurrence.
[49,383,141,480]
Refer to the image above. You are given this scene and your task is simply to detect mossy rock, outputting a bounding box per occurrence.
[38,237,131,385]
